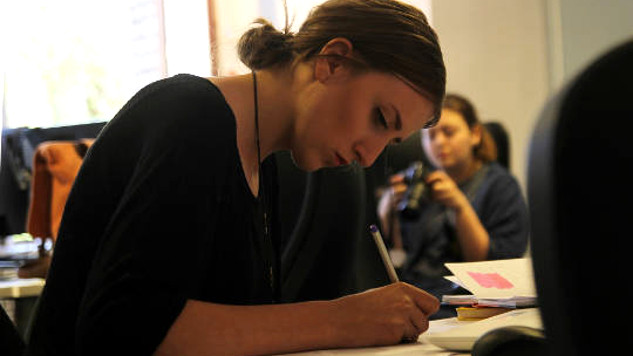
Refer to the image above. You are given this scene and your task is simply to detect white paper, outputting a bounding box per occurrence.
[422,308,543,351]
[444,258,536,299]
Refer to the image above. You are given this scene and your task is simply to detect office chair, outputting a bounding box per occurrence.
[528,39,633,356]
[279,131,436,302]
[1,304,25,356]
[483,121,510,170]
[278,150,387,302]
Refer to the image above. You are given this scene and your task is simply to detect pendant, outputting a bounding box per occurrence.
[264,212,269,237]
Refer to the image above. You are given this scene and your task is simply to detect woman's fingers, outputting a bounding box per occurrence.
[399,282,440,316]
[333,282,439,347]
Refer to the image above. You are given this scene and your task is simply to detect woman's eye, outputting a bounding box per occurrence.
[375,109,388,129]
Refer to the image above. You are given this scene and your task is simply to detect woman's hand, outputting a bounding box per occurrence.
[426,170,491,261]
[376,174,407,234]
[426,170,468,211]
[330,282,439,347]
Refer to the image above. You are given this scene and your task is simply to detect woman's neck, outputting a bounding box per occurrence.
[208,68,296,195]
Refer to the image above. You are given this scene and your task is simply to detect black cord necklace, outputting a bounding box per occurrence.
[252,70,274,295]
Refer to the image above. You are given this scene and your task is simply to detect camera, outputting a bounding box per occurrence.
[397,161,433,220]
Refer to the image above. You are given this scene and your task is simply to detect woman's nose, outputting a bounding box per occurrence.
[353,137,390,167]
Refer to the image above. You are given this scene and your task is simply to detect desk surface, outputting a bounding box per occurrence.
[274,318,474,356]
[0,278,46,298]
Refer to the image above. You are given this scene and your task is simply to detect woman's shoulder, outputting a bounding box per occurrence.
[139,74,224,105]
[113,74,233,131]
[98,74,237,157]
[482,162,522,192]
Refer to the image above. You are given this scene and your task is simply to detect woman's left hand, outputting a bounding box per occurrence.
[425,170,468,211]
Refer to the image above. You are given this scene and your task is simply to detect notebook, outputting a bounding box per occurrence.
[421,308,543,351]
[442,258,537,308]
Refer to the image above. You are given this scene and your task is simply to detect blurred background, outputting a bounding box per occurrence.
[1,0,632,191]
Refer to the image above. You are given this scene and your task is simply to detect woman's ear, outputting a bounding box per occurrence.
[313,37,354,83]
[470,124,483,148]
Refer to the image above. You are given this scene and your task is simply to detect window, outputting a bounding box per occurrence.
[0,0,210,130]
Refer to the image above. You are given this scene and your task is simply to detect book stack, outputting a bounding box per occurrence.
[441,258,537,320]
[0,233,42,280]
[454,306,513,321]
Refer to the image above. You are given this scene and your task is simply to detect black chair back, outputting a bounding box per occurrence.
[484,121,510,170]
[528,39,633,356]
[278,150,383,302]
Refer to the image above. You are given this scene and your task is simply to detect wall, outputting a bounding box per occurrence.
[431,0,633,191]
[431,0,550,191]
[557,0,633,85]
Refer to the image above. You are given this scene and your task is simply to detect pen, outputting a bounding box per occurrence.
[369,224,400,283]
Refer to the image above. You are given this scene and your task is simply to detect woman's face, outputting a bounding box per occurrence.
[291,70,435,171]
[422,108,481,170]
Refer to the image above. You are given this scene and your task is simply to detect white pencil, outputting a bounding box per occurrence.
[369,224,400,283]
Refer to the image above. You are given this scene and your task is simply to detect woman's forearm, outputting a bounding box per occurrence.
[454,201,490,261]
[154,299,341,356]
[154,283,439,356]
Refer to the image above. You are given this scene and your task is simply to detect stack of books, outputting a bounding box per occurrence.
[441,258,537,320]
[0,233,42,280]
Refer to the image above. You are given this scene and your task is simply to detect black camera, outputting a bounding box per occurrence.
[397,161,433,220]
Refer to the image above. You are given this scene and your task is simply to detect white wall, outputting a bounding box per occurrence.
[431,0,550,191]
[557,0,633,85]
[430,0,633,192]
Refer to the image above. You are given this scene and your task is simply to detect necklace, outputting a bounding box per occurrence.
[252,70,274,296]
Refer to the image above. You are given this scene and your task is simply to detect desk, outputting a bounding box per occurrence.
[0,278,46,298]
[273,318,475,356]
[0,278,45,338]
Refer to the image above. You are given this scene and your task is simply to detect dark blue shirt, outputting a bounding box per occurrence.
[399,162,529,297]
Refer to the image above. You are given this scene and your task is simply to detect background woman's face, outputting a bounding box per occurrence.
[423,108,480,169]
[292,70,434,171]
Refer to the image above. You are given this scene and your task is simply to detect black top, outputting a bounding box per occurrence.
[26,74,280,356]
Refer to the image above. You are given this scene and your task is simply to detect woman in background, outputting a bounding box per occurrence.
[26,0,446,355]
[378,94,528,318]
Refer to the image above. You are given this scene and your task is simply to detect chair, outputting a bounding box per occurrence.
[1,304,25,356]
[483,121,510,170]
[0,122,105,236]
[528,39,633,355]
[277,151,389,301]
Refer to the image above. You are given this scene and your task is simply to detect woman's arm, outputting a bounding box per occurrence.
[452,199,490,261]
[426,171,489,261]
[155,282,439,356]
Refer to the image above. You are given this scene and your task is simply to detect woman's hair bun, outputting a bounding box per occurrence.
[237,19,294,70]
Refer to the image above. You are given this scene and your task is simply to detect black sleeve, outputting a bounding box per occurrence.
[73,79,232,355]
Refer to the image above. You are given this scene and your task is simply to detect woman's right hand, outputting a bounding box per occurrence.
[330,282,439,347]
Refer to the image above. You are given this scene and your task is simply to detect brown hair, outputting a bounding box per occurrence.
[442,93,497,162]
[238,0,446,126]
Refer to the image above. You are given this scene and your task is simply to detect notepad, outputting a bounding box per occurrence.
[422,308,543,351]
[442,258,537,308]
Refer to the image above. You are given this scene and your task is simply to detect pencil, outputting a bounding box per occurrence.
[369,224,400,283]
